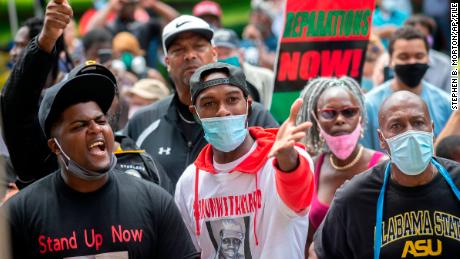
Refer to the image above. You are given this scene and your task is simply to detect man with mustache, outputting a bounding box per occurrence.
[125,15,278,186]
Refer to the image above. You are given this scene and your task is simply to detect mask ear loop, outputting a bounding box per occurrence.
[378,130,393,159]
[357,115,364,139]
[311,111,324,132]
[310,111,326,152]
[245,99,250,128]
[53,138,71,169]
[190,104,204,125]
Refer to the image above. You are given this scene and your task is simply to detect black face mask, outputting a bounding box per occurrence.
[394,63,429,88]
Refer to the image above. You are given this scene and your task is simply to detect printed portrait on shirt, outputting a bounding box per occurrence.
[205,217,252,259]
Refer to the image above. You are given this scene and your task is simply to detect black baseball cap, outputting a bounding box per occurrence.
[190,62,249,104]
[38,61,117,138]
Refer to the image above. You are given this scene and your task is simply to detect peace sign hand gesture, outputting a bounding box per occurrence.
[269,99,312,172]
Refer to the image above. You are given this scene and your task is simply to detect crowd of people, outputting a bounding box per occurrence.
[0,0,458,258]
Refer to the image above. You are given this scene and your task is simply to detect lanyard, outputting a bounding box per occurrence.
[374,158,460,259]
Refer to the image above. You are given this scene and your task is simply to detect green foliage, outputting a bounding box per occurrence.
[0,0,252,47]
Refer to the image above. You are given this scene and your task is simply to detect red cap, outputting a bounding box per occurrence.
[193,1,222,18]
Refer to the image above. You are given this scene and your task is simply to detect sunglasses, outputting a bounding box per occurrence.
[317,107,360,120]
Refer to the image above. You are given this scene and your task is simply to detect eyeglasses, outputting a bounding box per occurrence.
[317,107,360,121]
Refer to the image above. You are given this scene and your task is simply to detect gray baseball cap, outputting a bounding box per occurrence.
[213,29,240,49]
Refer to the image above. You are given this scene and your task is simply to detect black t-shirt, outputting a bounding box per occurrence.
[314,157,460,258]
[3,169,198,258]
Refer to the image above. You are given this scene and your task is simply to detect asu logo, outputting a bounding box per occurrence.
[401,239,442,257]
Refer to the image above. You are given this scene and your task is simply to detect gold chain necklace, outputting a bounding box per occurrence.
[329,145,364,171]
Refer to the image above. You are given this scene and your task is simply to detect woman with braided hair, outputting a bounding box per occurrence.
[297,76,387,254]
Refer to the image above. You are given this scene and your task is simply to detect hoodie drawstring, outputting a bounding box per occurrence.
[254,173,259,246]
[194,167,201,236]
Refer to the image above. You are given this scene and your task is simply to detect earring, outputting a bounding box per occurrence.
[360,127,364,139]
[315,136,325,153]
[319,134,325,145]
[313,143,319,152]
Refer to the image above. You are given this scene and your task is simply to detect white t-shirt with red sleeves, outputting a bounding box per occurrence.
[175,127,314,259]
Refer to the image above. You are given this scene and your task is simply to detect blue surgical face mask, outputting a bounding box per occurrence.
[218,56,241,67]
[384,130,433,176]
[361,76,374,92]
[197,104,249,152]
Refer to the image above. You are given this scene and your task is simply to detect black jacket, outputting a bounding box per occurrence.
[1,37,55,186]
[1,37,173,193]
[115,133,173,193]
[125,93,279,186]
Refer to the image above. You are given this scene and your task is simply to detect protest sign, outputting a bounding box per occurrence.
[271,0,375,122]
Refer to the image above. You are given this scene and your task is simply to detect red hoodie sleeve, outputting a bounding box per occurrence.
[273,153,314,213]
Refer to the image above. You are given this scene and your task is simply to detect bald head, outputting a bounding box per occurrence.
[378,91,430,126]
[377,91,433,150]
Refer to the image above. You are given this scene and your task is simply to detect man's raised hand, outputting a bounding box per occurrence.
[268,99,312,171]
[38,0,73,53]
